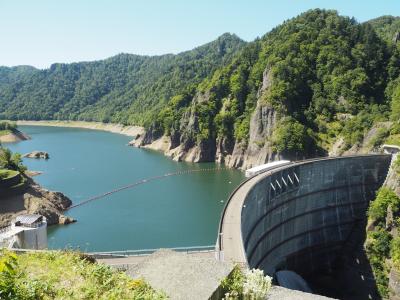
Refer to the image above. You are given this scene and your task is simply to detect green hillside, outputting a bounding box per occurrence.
[0,33,245,126]
[151,9,400,159]
[1,9,400,160]
[0,250,166,299]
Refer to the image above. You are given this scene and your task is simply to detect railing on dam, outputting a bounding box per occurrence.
[9,245,216,259]
[88,245,216,258]
[217,154,392,277]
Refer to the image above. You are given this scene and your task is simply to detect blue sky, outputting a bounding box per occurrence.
[1,0,399,69]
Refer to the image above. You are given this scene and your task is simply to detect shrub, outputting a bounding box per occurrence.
[0,121,16,131]
[221,265,244,298]
[0,148,26,173]
[369,127,389,148]
[365,229,392,298]
[0,251,166,300]
[272,117,314,157]
[0,251,20,299]
[366,186,400,298]
[391,237,400,271]
[368,187,400,227]
[221,266,272,300]
[242,269,272,300]
[394,155,400,175]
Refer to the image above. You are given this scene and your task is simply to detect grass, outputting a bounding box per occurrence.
[0,169,19,180]
[385,134,400,146]
[0,129,11,137]
[394,155,400,175]
[0,250,167,300]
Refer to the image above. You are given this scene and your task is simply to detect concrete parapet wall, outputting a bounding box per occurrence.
[241,155,392,276]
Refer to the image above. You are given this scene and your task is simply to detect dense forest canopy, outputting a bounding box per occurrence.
[1,9,400,158]
[150,9,400,157]
[0,33,245,125]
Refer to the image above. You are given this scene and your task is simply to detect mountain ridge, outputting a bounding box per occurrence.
[1,9,400,170]
[0,32,245,124]
[132,9,400,169]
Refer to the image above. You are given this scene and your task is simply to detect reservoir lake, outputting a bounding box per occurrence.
[7,126,244,251]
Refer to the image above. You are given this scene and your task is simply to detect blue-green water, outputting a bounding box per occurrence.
[7,126,244,251]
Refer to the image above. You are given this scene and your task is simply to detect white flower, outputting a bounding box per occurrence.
[242,268,272,300]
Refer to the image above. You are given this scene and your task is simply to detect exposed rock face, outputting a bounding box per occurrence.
[383,154,400,299]
[130,61,396,172]
[23,151,49,159]
[132,90,218,163]
[330,122,393,156]
[222,67,280,169]
[386,156,400,196]
[389,268,400,300]
[0,176,75,228]
[225,104,280,169]
[393,32,400,44]
[131,67,283,169]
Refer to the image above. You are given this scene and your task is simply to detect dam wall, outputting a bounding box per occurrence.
[240,155,392,276]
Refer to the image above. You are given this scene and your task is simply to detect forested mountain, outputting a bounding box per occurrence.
[0,33,245,124]
[133,9,400,167]
[1,9,400,168]
[367,15,400,44]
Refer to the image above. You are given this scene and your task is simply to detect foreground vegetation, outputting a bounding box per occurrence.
[366,187,400,297]
[220,266,272,300]
[0,250,166,300]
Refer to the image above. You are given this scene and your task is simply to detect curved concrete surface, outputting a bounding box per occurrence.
[217,155,392,277]
[217,163,293,264]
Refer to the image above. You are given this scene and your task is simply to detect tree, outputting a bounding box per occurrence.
[391,82,400,121]
[0,148,26,173]
[272,118,311,157]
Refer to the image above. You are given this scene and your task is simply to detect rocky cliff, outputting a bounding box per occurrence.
[133,67,284,169]
[0,175,75,228]
[386,155,400,196]
[220,67,282,169]
[132,10,400,170]
[385,155,400,300]
[365,153,400,299]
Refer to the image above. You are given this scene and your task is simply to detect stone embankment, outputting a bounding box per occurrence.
[0,175,75,227]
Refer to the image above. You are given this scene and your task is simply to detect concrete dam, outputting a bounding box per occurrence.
[218,154,392,298]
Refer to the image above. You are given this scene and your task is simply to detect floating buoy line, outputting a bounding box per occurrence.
[69,167,229,209]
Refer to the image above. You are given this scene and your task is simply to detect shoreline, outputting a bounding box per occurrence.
[16,120,145,137]
[0,128,31,143]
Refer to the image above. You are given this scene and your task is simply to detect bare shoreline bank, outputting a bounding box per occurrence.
[15,120,145,137]
[0,128,31,143]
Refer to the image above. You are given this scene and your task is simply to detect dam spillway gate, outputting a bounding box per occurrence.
[218,154,392,298]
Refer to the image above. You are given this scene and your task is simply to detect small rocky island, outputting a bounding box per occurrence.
[23,151,49,159]
[0,147,74,228]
